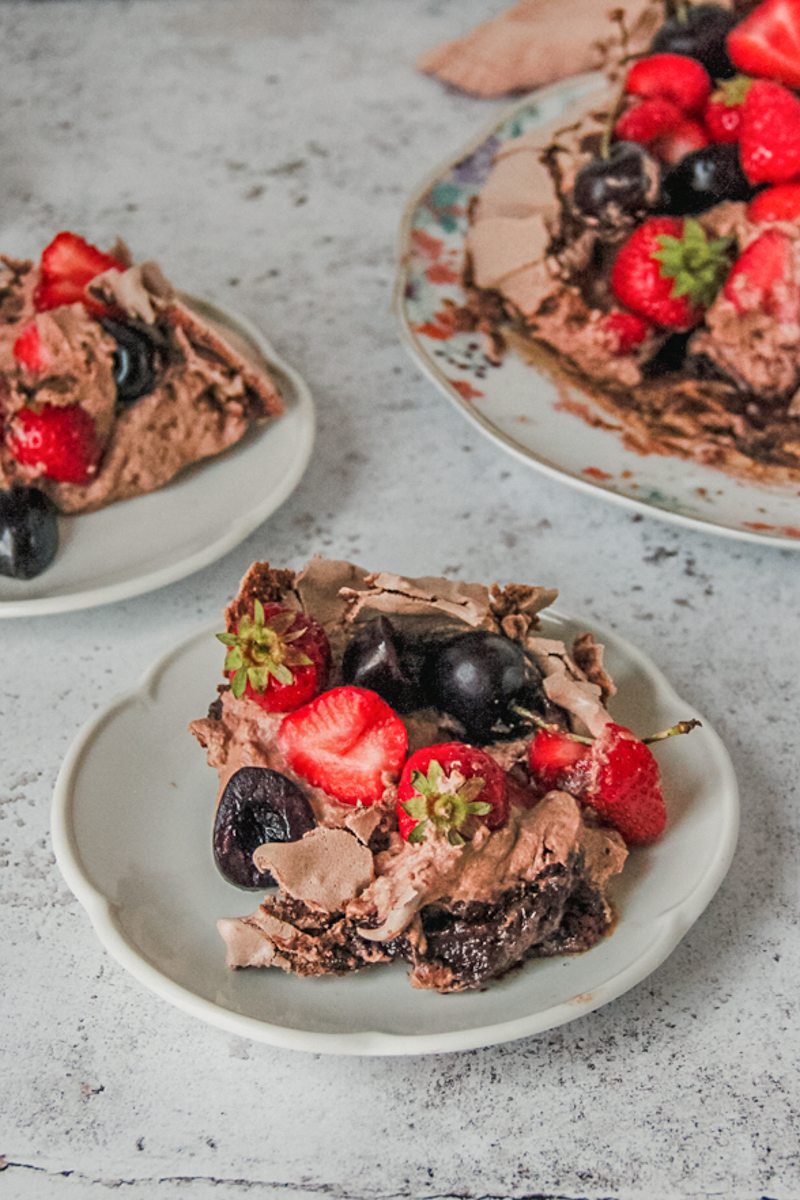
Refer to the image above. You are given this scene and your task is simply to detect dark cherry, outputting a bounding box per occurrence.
[650,4,738,79]
[573,142,656,222]
[424,631,537,742]
[101,319,160,406]
[213,767,316,889]
[659,143,757,215]
[0,486,59,580]
[341,616,423,712]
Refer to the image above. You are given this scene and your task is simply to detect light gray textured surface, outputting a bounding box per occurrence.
[0,2,798,1198]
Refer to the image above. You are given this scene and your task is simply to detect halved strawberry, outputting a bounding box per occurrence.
[12,323,50,373]
[217,601,330,713]
[34,232,124,314]
[396,742,508,844]
[528,728,589,784]
[6,403,101,484]
[625,54,712,115]
[728,0,800,89]
[615,97,684,145]
[723,229,797,318]
[747,182,800,222]
[652,118,710,165]
[278,686,408,806]
[601,311,651,356]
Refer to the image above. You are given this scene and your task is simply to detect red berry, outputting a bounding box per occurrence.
[739,80,800,184]
[703,76,753,144]
[12,323,50,373]
[723,229,797,319]
[278,686,408,807]
[6,403,101,484]
[397,742,508,843]
[728,0,800,89]
[589,724,667,846]
[625,53,712,115]
[611,217,732,331]
[652,118,710,165]
[601,311,651,355]
[747,182,800,222]
[614,97,684,144]
[34,231,123,314]
[529,724,666,845]
[218,601,330,713]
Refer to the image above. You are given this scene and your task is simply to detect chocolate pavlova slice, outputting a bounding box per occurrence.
[191,558,691,993]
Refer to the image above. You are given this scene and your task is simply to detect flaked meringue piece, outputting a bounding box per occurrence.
[417,0,660,98]
[253,828,374,912]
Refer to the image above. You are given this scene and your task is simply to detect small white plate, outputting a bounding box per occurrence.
[395,74,800,550]
[52,611,738,1056]
[0,299,315,617]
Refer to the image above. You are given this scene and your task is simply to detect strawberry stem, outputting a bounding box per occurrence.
[642,719,701,745]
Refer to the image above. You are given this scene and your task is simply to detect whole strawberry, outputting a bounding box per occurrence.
[611,217,733,330]
[739,80,800,184]
[747,182,800,223]
[704,75,753,144]
[218,600,330,712]
[6,403,101,484]
[397,742,508,844]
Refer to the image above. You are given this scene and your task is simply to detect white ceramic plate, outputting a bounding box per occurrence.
[0,299,315,617]
[52,612,739,1056]
[395,74,800,550]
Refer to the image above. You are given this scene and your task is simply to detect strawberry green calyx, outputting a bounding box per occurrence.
[653,218,733,309]
[714,74,753,107]
[401,759,492,847]
[217,600,312,700]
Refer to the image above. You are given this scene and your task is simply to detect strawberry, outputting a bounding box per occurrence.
[625,54,712,115]
[278,686,408,806]
[12,323,51,373]
[217,600,330,713]
[728,0,800,89]
[33,232,123,314]
[703,75,753,144]
[528,724,666,845]
[747,182,800,221]
[739,81,800,184]
[601,311,651,355]
[6,403,101,484]
[614,97,684,145]
[611,217,733,330]
[723,229,797,318]
[652,118,710,165]
[397,742,508,844]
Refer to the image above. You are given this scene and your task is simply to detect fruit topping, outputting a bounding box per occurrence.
[615,97,685,145]
[651,3,737,79]
[660,143,756,215]
[611,217,733,330]
[6,403,102,484]
[12,323,51,374]
[0,486,59,579]
[653,118,710,166]
[341,616,423,712]
[101,319,162,406]
[747,182,800,222]
[529,723,671,845]
[601,311,651,355]
[703,75,753,144]
[217,600,330,713]
[739,80,800,184]
[278,685,408,806]
[624,53,712,116]
[33,231,124,314]
[572,141,658,222]
[397,742,508,844]
[213,766,316,889]
[723,229,797,318]
[728,0,800,90]
[424,630,543,742]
